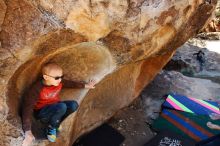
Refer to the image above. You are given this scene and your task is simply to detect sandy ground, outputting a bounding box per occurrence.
[108,99,155,146]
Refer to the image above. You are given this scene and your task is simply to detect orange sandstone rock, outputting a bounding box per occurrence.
[0,0,217,145]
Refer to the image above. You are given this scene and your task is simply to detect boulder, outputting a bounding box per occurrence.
[0,0,217,145]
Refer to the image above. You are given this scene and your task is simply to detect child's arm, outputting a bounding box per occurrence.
[62,79,86,88]
[21,83,41,146]
[62,79,96,89]
[22,83,41,132]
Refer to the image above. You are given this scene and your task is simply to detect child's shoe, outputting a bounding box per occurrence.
[47,126,56,142]
[56,125,62,136]
[57,125,62,132]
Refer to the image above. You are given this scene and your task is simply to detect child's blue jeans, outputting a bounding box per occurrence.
[34,100,79,128]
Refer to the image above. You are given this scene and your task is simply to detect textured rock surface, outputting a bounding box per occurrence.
[0,0,6,34]
[165,43,220,70]
[164,43,220,83]
[0,0,217,146]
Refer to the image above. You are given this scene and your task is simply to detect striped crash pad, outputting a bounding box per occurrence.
[152,109,220,142]
[144,130,196,146]
[162,94,220,115]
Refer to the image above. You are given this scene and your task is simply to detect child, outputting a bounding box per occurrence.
[21,63,96,146]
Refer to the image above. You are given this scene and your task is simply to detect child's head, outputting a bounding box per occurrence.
[42,63,63,86]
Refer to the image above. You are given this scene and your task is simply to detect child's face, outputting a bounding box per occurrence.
[43,69,63,86]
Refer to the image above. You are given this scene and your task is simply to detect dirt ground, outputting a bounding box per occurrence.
[73,97,155,146]
[108,98,155,146]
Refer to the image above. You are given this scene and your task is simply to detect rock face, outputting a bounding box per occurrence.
[164,43,220,83]
[0,0,217,145]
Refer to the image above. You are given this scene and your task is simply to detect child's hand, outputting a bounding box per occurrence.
[85,79,96,89]
[22,131,35,146]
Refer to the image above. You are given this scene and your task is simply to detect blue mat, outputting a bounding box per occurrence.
[162,93,220,115]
